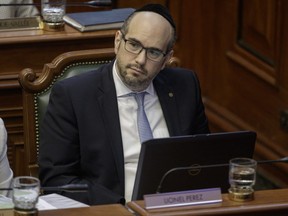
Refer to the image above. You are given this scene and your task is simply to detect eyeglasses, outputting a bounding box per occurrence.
[121,34,167,62]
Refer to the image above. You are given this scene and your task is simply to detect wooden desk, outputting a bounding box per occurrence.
[0,25,116,176]
[39,204,133,216]
[0,25,116,78]
[1,204,133,216]
[127,188,288,216]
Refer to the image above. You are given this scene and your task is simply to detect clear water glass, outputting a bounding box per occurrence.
[41,0,66,25]
[12,176,40,212]
[228,158,257,201]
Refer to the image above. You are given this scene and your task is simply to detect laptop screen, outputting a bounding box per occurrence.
[131,131,256,200]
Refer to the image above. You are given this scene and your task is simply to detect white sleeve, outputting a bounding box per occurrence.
[0,118,13,197]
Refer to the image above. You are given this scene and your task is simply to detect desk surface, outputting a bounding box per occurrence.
[0,25,116,44]
[2,189,288,216]
[0,24,116,77]
[0,204,133,216]
[127,188,288,216]
[39,204,133,216]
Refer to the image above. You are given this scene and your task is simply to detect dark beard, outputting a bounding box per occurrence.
[120,64,151,91]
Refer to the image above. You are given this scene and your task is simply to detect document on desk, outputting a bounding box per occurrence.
[1,193,89,211]
[0,195,13,216]
[0,195,13,209]
[38,193,89,210]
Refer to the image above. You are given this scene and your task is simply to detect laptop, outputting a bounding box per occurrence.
[131,131,256,200]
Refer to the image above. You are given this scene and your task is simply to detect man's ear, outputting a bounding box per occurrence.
[161,50,174,70]
[114,31,122,54]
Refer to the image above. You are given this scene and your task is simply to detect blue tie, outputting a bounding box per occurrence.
[133,92,153,143]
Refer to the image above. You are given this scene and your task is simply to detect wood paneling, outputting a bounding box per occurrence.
[227,0,280,86]
[240,0,278,66]
[172,0,288,187]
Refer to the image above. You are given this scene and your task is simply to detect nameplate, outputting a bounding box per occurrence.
[0,16,42,31]
[144,187,222,209]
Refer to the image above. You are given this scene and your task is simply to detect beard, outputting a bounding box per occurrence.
[116,61,153,92]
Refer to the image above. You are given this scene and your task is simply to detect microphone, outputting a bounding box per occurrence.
[0,184,88,193]
[156,156,288,193]
[40,184,89,192]
[0,0,112,7]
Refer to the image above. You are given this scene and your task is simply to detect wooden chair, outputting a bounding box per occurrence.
[18,48,115,177]
[18,48,180,177]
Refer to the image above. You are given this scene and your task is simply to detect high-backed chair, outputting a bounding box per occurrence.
[18,48,180,177]
[19,48,115,177]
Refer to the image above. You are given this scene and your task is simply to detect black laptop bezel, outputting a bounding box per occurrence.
[131,131,256,200]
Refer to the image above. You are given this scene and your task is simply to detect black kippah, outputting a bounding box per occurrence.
[135,4,176,30]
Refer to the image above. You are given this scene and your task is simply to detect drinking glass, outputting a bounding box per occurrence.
[41,0,66,30]
[12,176,40,215]
[228,158,257,201]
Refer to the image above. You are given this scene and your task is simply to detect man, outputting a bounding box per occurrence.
[39,4,210,205]
[0,118,13,197]
[0,0,39,19]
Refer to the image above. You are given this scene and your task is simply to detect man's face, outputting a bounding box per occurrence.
[114,12,173,92]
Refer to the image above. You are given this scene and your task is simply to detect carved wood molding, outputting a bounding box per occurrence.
[238,0,279,65]
[226,0,281,87]
[0,74,20,89]
[18,48,115,93]
[226,45,276,86]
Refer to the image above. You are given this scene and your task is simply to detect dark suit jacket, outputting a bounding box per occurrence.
[39,60,210,205]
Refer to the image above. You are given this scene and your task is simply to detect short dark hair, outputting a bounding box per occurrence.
[121,4,177,52]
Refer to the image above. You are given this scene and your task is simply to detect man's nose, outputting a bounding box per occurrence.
[135,48,147,64]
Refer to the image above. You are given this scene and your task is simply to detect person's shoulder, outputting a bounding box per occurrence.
[159,67,198,80]
[163,66,196,74]
[0,118,5,130]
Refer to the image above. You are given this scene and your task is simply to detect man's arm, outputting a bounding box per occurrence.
[38,82,124,205]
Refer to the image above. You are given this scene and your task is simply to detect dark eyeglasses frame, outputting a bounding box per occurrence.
[120,32,167,62]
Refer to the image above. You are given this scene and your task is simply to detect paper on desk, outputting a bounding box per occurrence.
[0,195,13,209]
[1,193,89,211]
[38,193,89,210]
[36,198,57,210]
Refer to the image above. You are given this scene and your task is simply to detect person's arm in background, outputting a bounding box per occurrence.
[0,0,39,19]
[0,118,13,197]
[16,0,39,17]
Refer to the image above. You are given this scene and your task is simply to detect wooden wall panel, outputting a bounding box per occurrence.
[116,0,166,8]
[227,0,279,86]
[172,0,288,187]
[240,0,278,66]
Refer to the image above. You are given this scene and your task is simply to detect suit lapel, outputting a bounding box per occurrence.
[95,62,125,190]
[153,74,182,136]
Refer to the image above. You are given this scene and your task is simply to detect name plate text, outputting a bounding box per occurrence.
[144,187,222,209]
[0,16,41,31]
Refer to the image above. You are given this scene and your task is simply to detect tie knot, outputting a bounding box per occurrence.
[132,92,146,107]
